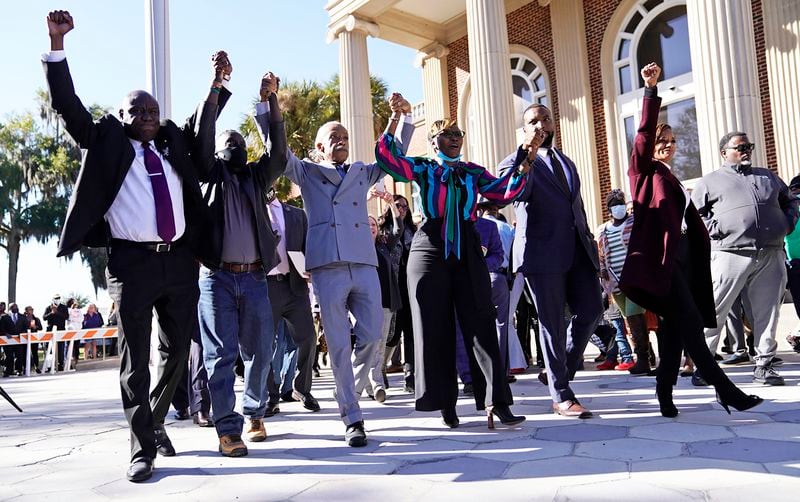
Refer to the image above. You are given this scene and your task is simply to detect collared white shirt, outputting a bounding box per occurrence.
[537,147,573,192]
[267,199,291,275]
[104,139,185,242]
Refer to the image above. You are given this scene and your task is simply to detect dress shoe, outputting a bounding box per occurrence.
[280,390,298,403]
[264,401,280,417]
[714,353,723,361]
[721,352,750,365]
[193,411,214,427]
[441,407,459,428]
[385,364,403,374]
[753,365,785,386]
[656,383,678,418]
[487,405,526,429]
[174,408,190,420]
[153,424,176,457]
[552,400,593,419]
[716,387,763,414]
[292,390,321,411]
[245,418,267,442]
[537,371,549,386]
[507,375,517,384]
[219,434,248,457]
[628,358,652,375]
[345,421,367,447]
[373,388,387,403]
[126,457,154,482]
[462,383,474,396]
[691,371,709,387]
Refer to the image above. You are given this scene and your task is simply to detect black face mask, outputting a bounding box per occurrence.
[541,132,554,149]
[218,146,248,173]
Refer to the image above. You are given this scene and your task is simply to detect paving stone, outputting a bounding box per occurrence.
[630,422,734,442]
[675,409,774,425]
[555,479,706,501]
[732,422,800,442]
[575,437,682,461]
[707,479,800,501]
[290,476,433,501]
[469,437,572,462]
[770,409,800,423]
[394,455,509,482]
[535,423,627,442]
[631,457,769,490]
[689,437,800,463]
[368,438,475,462]
[764,460,800,477]
[504,455,629,483]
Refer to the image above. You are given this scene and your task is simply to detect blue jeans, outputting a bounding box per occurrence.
[271,320,298,397]
[606,317,633,363]
[198,267,274,437]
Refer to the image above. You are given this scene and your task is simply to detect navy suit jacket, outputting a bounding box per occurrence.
[499,147,599,275]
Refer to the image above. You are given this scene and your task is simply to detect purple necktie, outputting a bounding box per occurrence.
[142,142,176,243]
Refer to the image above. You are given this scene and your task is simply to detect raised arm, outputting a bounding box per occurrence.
[252,72,288,187]
[475,160,528,206]
[630,63,661,177]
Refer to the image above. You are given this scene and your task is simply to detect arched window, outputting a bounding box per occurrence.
[461,49,550,161]
[614,0,700,183]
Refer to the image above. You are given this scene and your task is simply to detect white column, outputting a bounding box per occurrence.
[763,0,800,182]
[686,0,766,170]
[465,0,516,170]
[549,0,602,229]
[415,43,451,155]
[144,0,171,119]
[328,15,380,165]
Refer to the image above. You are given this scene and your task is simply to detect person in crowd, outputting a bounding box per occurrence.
[82,303,104,359]
[266,320,299,415]
[43,10,224,481]
[1,304,27,376]
[23,306,43,373]
[382,194,416,392]
[105,301,119,356]
[498,103,603,419]
[195,69,287,457]
[594,298,634,371]
[43,294,68,371]
[171,321,214,427]
[720,296,755,365]
[619,62,763,418]
[596,189,648,373]
[784,175,800,347]
[691,128,798,387]
[66,298,82,368]
[357,194,403,403]
[264,188,320,414]
[282,98,414,447]
[376,93,527,430]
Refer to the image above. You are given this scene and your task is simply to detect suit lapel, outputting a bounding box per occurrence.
[318,162,343,187]
[555,149,580,200]
[534,155,570,199]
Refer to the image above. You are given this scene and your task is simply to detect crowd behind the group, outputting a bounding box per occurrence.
[6,10,800,483]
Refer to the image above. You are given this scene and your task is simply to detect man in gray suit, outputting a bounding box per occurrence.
[284,111,413,446]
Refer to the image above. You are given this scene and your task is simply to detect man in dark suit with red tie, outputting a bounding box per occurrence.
[43,10,225,482]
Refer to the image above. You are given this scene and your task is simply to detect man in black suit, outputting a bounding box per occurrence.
[1,304,27,376]
[42,294,68,371]
[44,10,225,482]
[265,189,320,414]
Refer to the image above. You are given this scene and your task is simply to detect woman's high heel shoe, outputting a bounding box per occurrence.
[486,405,526,429]
[656,384,678,418]
[441,407,459,428]
[715,391,763,415]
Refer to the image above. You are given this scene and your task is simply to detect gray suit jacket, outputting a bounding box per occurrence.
[284,125,414,271]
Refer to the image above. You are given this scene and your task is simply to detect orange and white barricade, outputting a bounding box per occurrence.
[1,327,118,376]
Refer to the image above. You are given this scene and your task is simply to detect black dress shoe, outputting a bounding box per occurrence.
[280,390,298,403]
[264,401,280,417]
[154,425,176,457]
[441,407,459,428]
[537,371,549,386]
[174,408,190,420]
[462,383,474,396]
[691,371,709,387]
[721,352,751,365]
[345,421,367,447]
[507,375,517,384]
[192,411,214,427]
[292,390,321,412]
[126,458,154,482]
[656,383,678,418]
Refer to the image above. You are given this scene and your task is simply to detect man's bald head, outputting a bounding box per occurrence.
[118,90,160,142]
[315,121,349,164]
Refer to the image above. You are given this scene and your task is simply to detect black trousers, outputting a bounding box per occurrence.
[171,323,210,415]
[655,236,736,391]
[106,243,197,462]
[266,277,316,400]
[786,259,800,319]
[407,219,512,412]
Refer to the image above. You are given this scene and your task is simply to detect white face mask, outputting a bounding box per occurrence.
[610,205,627,220]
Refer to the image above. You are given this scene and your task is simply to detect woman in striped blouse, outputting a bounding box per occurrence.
[375,93,540,429]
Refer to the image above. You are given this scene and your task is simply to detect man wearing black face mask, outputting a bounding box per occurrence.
[194,71,287,458]
[691,131,799,387]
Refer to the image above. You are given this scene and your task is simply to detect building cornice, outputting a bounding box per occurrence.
[326,14,380,43]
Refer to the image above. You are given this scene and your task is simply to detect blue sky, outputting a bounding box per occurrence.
[1,1,422,311]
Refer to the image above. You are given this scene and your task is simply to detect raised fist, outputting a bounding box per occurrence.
[260,72,279,101]
[47,10,74,37]
[388,93,411,114]
[212,51,232,81]
[641,62,661,88]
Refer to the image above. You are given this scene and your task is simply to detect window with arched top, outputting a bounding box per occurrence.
[461,48,550,161]
[614,0,701,183]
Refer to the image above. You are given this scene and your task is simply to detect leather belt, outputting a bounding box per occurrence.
[110,238,184,253]
[221,260,263,273]
[267,273,290,281]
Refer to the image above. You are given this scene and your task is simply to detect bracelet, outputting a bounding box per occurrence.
[210,87,221,94]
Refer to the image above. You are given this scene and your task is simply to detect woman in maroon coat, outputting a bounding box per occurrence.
[619,63,762,417]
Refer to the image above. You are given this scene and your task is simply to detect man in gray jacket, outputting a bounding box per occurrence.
[283,100,413,446]
[691,131,799,386]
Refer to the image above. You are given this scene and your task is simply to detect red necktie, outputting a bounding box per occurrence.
[142,143,176,242]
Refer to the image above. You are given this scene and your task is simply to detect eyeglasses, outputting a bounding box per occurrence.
[725,143,755,153]
[437,130,465,139]
[656,138,677,144]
